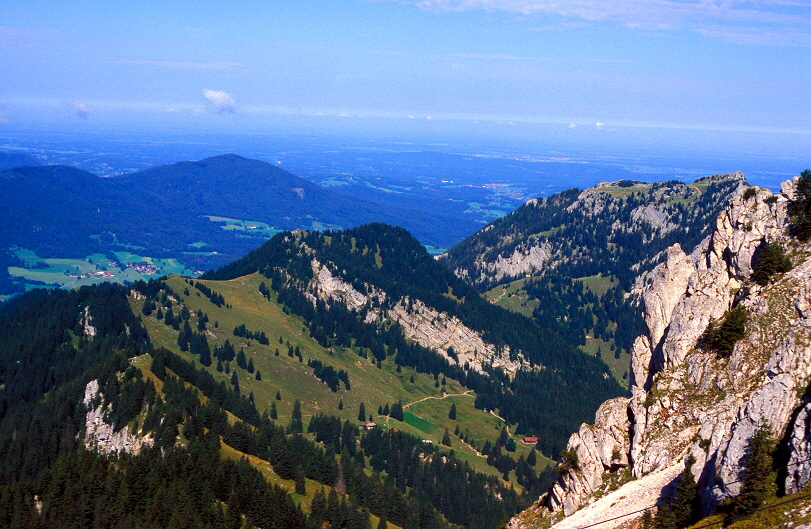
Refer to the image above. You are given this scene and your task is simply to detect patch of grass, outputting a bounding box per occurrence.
[134,273,547,487]
[576,274,617,297]
[484,277,539,318]
[580,336,629,389]
[403,411,438,434]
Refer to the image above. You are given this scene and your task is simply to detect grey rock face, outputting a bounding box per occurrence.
[308,259,526,376]
[786,403,811,494]
[516,176,811,528]
[83,380,153,455]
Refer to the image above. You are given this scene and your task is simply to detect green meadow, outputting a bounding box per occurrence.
[134,273,551,487]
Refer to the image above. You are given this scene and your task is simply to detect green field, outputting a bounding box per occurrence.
[205,215,282,238]
[484,277,539,318]
[5,248,199,296]
[134,273,551,487]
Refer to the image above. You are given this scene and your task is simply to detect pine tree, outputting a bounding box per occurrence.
[655,454,701,529]
[442,429,451,446]
[448,403,457,420]
[276,390,282,400]
[731,424,774,520]
[255,370,261,380]
[247,358,254,374]
[295,467,306,495]
[790,169,811,240]
[270,401,278,420]
[237,348,247,369]
[288,399,303,433]
[358,402,366,422]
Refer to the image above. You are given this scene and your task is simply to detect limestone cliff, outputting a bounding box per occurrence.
[511,176,811,528]
[83,379,153,456]
[307,259,527,376]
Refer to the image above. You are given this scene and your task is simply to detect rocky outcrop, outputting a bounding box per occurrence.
[786,403,811,494]
[546,397,631,515]
[513,176,811,528]
[83,379,153,455]
[308,259,526,376]
[470,240,552,284]
[82,305,96,337]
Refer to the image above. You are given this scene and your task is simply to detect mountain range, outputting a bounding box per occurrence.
[1,150,809,528]
[0,154,479,294]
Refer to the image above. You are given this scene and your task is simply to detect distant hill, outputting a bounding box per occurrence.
[0,154,476,294]
[440,175,746,383]
[0,151,42,171]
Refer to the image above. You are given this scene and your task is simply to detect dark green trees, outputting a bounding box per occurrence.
[731,424,774,520]
[752,240,792,286]
[358,402,366,422]
[790,169,811,240]
[654,455,701,529]
[288,399,303,433]
[448,403,457,420]
[701,306,747,357]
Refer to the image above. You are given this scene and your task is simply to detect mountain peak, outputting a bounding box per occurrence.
[516,175,811,528]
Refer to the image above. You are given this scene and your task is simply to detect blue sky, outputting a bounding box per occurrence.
[2,0,810,153]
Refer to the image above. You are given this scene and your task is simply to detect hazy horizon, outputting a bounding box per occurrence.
[2,1,810,160]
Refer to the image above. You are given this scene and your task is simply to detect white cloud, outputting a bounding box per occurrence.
[568,123,576,129]
[121,60,242,70]
[73,102,92,119]
[594,122,604,129]
[203,89,236,113]
[165,107,205,116]
[412,0,811,45]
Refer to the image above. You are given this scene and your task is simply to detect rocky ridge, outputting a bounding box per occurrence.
[511,177,811,528]
[447,175,744,288]
[308,259,526,376]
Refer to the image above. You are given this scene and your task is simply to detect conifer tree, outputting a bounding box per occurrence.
[288,399,303,433]
[295,467,306,495]
[449,403,457,420]
[358,402,366,422]
[790,169,811,240]
[731,424,774,520]
[442,429,452,446]
[655,454,701,529]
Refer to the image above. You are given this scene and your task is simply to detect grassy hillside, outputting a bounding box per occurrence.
[135,272,551,486]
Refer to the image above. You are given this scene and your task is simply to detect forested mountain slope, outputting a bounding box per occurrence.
[203,223,624,456]
[0,282,523,528]
[0,222,624,528]
[441,175,746,382]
